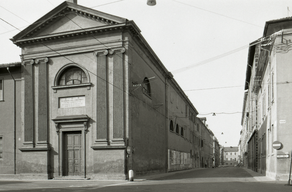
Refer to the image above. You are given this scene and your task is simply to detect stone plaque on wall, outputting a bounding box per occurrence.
[59,96,85,108]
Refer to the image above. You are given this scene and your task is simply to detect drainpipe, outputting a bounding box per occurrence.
[7,67,16,174]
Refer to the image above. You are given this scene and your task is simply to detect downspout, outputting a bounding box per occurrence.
[7,67,16,174]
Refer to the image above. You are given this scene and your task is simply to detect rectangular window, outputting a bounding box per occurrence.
[0,80,3,101]
[0,136,3,159]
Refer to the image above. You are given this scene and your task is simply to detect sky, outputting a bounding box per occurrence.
[1,0,292,147]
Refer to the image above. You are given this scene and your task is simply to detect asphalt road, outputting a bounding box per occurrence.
[1,167,292,192]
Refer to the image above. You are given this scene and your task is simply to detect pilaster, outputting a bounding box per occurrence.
[95,50,109,143]
[36,58,49,143]
[22,59,35,144]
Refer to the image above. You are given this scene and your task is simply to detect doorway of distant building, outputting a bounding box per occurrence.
[63,132,82,176]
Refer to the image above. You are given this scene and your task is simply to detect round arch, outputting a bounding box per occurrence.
[54,63,91,87]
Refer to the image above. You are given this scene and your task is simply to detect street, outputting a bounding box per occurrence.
[1,167,292,192]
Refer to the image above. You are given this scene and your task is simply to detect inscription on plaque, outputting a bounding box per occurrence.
[59,96,85,108]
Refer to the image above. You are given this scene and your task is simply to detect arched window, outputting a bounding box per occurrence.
[58,66,88,86]
[181,127,184,137]
[170,120,174,131]
[142,77,151,97]
[176,124,179,134]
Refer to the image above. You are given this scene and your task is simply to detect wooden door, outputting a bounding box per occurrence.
[63,132,81,176]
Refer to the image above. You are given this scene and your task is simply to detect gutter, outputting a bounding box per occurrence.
[0,62,21,68]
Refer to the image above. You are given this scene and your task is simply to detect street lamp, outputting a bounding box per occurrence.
[147,0,156,6]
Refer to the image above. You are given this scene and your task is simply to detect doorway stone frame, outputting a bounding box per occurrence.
[52,115,89,178]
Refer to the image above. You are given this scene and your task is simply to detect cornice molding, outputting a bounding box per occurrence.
[13,24,131,47]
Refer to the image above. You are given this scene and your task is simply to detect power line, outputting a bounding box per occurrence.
[184,85,244,92]
[46,0,55,7]
[91,0,125,8]
[0,5,30,24]
[0,18,21,31]
[198,111,243,116]
[172,0,262,28]
[172,44,248,74]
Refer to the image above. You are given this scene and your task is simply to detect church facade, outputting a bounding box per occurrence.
[0,1,216,180]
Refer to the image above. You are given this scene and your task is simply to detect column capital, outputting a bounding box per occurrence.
[22,59,34,66]
[35,57,49,64]
[94,49,109,56]
[109,47,126,55]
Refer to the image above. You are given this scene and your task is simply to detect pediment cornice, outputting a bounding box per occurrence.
[12,22,139,47]
[11,1,128,44]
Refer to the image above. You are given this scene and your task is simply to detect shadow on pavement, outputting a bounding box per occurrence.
[1,181,292,192]
[151,167,254,180]
[0,181,31,185]
[97,182,292,192]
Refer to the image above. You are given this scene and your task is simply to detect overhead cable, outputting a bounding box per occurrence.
[172,0,262,28]
[172,45,248,74]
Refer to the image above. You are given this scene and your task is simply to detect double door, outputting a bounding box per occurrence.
[63,132,81,176]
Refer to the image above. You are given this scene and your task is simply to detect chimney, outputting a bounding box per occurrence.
[67,0,77,4]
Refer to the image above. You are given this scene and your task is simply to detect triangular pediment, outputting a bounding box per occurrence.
[35,12,108,36]
[12,1,127,41]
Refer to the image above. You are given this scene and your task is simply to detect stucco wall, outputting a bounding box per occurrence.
[129,35,167,175]
[274,46,292,180]
[0,68,22,175]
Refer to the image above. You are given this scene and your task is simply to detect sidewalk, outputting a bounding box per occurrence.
[241,168,289,184]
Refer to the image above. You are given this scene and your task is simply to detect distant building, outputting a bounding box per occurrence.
[223,147,239,166]
[213,136,220,168]
[241,17,292,181]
